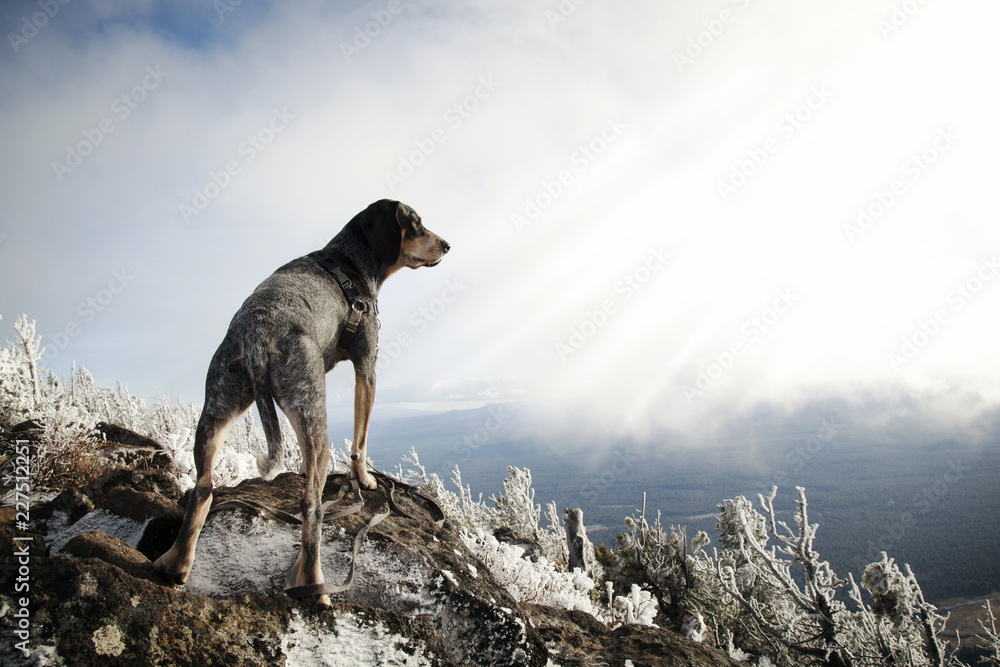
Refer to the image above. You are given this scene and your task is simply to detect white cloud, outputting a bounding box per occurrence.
[2,0,999,432]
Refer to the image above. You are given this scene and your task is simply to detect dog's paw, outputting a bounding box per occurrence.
[353,468,377,490]
[153,550,189,587]
[350,459,378,490]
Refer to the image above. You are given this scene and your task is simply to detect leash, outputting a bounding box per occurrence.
[307,252,379,356]
[207,467,445,599]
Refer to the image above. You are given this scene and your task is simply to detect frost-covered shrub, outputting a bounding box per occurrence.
[596,493,712,625]
[31,396,110,490]
[707,487,855,665]
[0,313,307,494]
[0,314,44,427]
[844,553,952,667]
[459,527,598,613]
[980,601,1000,666]
[396,448,483,530]
[490,466,541,540]
[699,487,968,667]
[606,582,659,628]
[395,449,661,630]
[396,449,566,563]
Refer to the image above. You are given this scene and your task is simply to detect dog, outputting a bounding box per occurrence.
[154,199,450,606]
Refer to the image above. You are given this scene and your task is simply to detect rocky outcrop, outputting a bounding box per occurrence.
[93,422,174,471]
[1,468,741,666]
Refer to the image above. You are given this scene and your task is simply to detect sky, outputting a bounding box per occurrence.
[1,0,999,434]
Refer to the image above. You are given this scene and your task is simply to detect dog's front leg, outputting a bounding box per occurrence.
[350,365,378,490]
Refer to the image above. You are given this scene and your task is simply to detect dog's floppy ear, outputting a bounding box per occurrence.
[359,199,403,265]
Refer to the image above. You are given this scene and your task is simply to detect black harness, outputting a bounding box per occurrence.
[308,252,379,355]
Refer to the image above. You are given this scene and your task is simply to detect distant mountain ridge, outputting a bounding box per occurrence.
[354,397,1000,604]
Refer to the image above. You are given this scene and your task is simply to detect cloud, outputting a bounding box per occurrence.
[2,0,999,434]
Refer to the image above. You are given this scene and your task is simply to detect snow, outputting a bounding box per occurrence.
[184,509,439,614]
[282,609,434,667]
[44,510,151,555]
[184,510,300,597]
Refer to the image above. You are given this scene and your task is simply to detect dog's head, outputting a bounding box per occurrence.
[359,199,450,271]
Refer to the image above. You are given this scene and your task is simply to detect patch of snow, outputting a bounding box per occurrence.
[184,510,300,597]
[441,570,457,586]
[185,511,439,613]
[46,510,151,555]
[282,609,434,666]
[467,563,478,578]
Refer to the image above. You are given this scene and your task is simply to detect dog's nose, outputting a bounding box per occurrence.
[441,240,451,254]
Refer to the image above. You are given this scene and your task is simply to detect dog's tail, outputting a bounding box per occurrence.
[244,342,284,481]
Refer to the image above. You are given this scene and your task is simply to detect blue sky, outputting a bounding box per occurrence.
[2,0,999,432]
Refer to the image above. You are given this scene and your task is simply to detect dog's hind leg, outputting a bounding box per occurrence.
[274,338,333,607]
[154,403,245,585]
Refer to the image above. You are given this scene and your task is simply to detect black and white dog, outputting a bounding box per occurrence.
[154,199,450,606]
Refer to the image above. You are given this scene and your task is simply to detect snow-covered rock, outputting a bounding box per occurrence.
[0,468,742,667]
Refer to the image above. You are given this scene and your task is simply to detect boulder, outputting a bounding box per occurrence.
[0,470,742,666]
[95,422,173,471]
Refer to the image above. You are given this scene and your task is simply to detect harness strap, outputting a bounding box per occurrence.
[307,252,378,355]
[206,467,446,599]
[368,468,446,528]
